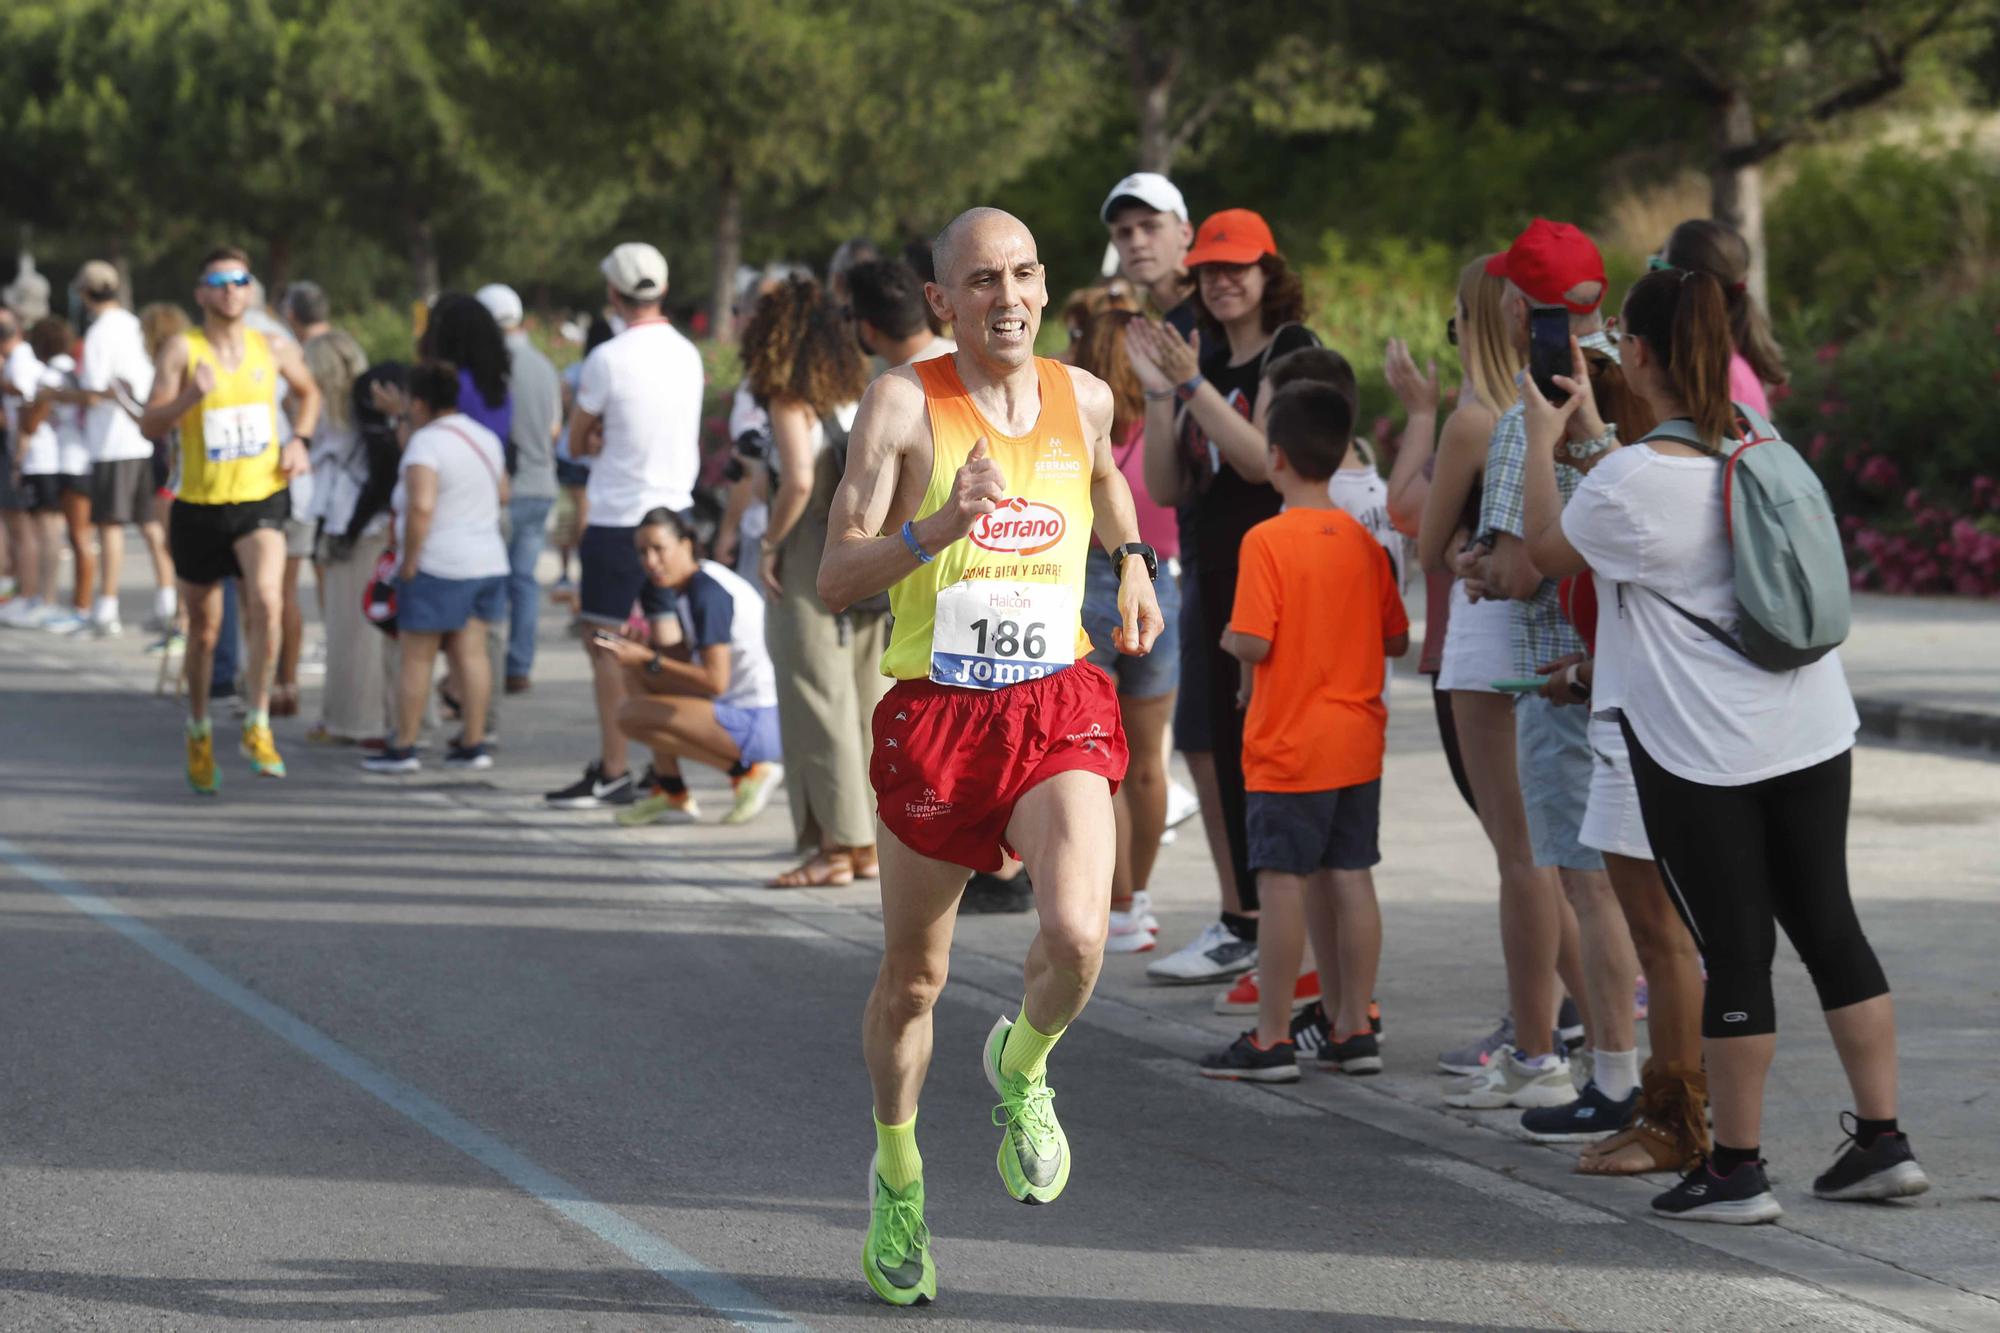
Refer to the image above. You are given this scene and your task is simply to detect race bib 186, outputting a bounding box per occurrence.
[929,579,1078,690]
[202,403,274,463]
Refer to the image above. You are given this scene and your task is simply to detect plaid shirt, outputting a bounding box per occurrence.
[1479,398,1585,677]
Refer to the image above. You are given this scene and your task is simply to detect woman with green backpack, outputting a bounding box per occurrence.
[1515,265,1928,1225]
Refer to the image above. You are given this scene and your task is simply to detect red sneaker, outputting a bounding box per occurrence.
[1214,969,1321,1016]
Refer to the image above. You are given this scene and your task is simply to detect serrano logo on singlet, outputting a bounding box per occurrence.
[970,498,1066,556]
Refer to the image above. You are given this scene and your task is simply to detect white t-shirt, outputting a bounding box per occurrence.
[1329,443,1406,589]
[1563,443,1857,786]
[38,355,91,475]
[5,342,56,475]
[674,559,779,710]
[78,306,155,463]
[575,320,704,525]
[394,416,509,580]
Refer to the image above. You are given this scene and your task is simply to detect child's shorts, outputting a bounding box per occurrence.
[1247,780,1382,875]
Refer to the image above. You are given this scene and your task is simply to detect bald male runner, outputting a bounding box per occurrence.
[819,207,1165,1305]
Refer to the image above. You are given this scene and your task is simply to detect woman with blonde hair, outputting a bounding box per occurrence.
[301,329,381,743]
[1418,255,1588,1078]
[136,302,189,635]
[734,277,878,887]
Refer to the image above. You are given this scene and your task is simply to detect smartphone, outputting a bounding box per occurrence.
[1528,306,1571,406]
[1492,676,1550,694]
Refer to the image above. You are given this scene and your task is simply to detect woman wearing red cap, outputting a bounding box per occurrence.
[1125,208,1320,985]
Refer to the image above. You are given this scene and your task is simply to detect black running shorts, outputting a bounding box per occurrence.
[169,490,292,586]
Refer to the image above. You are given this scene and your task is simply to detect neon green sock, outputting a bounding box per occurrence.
[186,716,211,739]
[999,1005,1064,1082]
[873,1111,923,1192]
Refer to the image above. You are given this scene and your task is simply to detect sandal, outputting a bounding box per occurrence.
[767,850,856,889]
[270,685,300,718]
[849,845,880,879]
[1577,1060,1708,1176]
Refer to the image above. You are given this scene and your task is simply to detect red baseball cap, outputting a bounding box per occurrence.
[1183,209,1278,268]
[1486,218,1605,313]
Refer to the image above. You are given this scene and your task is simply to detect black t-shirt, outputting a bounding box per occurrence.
[1175,322,1320,572]
[1162,297,1198,340]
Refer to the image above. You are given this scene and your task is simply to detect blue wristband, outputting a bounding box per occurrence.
[901,519,934,565]
[1174,373,1203,402]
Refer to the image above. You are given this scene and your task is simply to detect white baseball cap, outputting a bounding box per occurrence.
[1099,172,1188,225]
[601,242,669,300]
[475,282,523,328]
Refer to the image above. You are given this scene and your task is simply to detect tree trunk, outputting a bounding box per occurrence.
[265,232,294,299]
[1126,25,1177,173]
[408,213,441,306]
[1710,90,1767,310]
[709,167,742,346]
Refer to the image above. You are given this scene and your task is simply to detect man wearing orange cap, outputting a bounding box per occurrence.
[1452,219,1641,1131]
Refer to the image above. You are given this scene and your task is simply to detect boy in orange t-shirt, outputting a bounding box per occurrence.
[1198,381,1409,1084]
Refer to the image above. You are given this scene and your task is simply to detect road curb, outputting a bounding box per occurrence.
[1855,696,2000,759]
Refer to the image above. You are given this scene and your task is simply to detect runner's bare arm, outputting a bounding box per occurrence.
[271,336,319,477]
[137,334,197,441]
[818,370,954,613]
[1072,365,1164,655]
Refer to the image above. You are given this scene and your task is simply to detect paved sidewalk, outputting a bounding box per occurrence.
[1840,593,2000,754]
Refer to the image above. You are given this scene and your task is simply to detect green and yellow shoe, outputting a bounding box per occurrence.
[982,1015,1071,1205]
[861,1170,935,1306]
[186,721,221,796]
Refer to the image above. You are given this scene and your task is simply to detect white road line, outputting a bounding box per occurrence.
[1720,1276,1938,1333]
[0,836,810,1333]
[1401,1154,1622,1225]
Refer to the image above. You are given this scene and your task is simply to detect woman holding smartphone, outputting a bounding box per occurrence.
[1522,267,1927,1223]
[590,508,785,827]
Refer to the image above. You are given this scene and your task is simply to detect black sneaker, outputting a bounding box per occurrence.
[1198,1032,1299,1083]
[961,867,1034,914]
[1556,995,1586,1054]
[1320,1030,1382,1076]
[1289,1001,1331,1060]
[1652,1158,1783,1225]
[1812,1114,1931,1201]
[544,761,637,808]
[1520,1080,1637,1142]
[360,745,421,775]
[444,741,495,771]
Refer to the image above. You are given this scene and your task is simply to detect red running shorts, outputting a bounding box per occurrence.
[871,661,1128,873]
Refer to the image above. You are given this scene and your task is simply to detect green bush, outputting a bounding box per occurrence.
[1767,138,2000,342]
[1774,271,2000,595]
[1297,234,1462,439]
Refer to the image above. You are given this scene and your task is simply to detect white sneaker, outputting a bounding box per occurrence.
[1129,889,1159,933]
[1443,1045,1577,1110]
[1145,920,1256,984]
[1164,780,1200,829]
[42,610,88,635]
[1105,907,1156,953]
[93,616,123,639]
[0,598,49,628]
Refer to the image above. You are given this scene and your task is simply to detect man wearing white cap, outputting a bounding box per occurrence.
[544,243,706,810]
[1100,173,1196,336]
[476,283,562,694]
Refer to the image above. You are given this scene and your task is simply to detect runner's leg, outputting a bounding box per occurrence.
[234,528,287,715]
[1007,768,1117,1038]
[182,580,224,723]
[864,825,971,1124]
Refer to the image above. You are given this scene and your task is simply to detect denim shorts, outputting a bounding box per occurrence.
[1082,547,1180,699]
[1515,693,1605,871]
[398,571,507,634]
[1247,781,1382,875]
[715,702,782,766]
[579,522,678,626]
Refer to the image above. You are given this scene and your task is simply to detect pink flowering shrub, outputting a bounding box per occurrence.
[1775,276,2000,597]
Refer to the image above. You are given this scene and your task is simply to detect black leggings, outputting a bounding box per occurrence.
[1430,680,1478,817]
[1622,720,1887,1038]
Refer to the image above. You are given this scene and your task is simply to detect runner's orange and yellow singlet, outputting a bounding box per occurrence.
[177,328,286,506]
[880,355,1095,685]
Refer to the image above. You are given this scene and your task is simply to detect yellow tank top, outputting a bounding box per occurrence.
[881,356,1095,684]
[177,328,286,506]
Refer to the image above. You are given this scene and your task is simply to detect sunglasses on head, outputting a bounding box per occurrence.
[202,270,254,289]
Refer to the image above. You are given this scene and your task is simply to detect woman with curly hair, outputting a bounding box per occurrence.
[742,276,877,887]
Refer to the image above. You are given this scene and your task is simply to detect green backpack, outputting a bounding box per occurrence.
[1645,403,1851,671]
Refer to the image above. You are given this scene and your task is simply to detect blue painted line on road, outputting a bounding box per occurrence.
[0,837,811,1332]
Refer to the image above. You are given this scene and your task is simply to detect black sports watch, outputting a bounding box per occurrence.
[1110,542,1159,583]
[645,651,664,677]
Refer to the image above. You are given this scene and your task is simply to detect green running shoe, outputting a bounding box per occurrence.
[982,1014,1070,1204]
[861,1170,935,1306]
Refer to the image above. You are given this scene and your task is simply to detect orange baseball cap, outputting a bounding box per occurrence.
[1183,209,1278,268]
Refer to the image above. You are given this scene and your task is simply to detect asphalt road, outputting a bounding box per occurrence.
[1,619,1992,1332]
